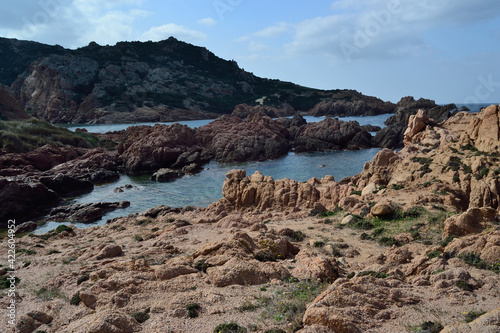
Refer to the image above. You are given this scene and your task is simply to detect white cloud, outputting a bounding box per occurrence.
[237,22,291,42]
[284,0,500,63]
[141,24,207,43]
[198,18,217,27]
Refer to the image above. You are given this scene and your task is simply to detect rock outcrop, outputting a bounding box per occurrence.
[0,84,30,120]
[375,97,458,148]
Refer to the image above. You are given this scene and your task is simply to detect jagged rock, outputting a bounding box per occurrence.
[309,99,394,117]
[207,258,287,287]
[302,276,419,332]
[442,207,496,238]
[370,202,394,217]
[403,109,432,145]
[373,125,406,149]
[0,178,61,228]
[118,123,200,175]
[196,113,291,163]
[49,201,130,224]
[16,315,41,333]
[293,118,372,152]
[14,221,38,233]
[444,230,500,264]
[231,104,296,119]
[26,310,53,324]
[96,244,124,260]
[0,84,30,120]
[64,310,139,333]
[151,168,183,182]
[440,307,500,333]
[155,265,198,280]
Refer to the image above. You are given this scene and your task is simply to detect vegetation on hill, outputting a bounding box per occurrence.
[0,119,114,153]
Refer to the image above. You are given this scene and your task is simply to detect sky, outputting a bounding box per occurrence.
[0,0,500,105]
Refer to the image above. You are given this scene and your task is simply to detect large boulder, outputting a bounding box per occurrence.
[443,207,497,238]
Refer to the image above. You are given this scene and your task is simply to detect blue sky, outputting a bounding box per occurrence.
[1,0,500,104]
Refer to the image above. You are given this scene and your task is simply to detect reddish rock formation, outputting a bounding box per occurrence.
[118,123,201,174]
[0,84,30,120]
[195,113,291,163]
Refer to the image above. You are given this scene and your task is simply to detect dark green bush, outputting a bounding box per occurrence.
[131,311,150,323]
[186,303,201,318]
[213,322,247,333]
[357,271,388,278]
[55,225,73,233]
[70,291,81,305]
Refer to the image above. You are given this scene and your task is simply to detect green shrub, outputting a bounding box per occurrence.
[0,276,20,289]
[440,235,456,247]
[378,237,401,247]
[459,253,500,274]
[131,311,150,323]
[358,271,388,278]
[415,321,444,333]
[427,250,442,259]
[463,310,486,323]
[403,206,425,218]
[54,225,73,233]
[194,259,209,273]
[70,291,81,305]
[313,241,325,248]
[186,303,201,318]
[213,322,247,333]
[288,230,305,242]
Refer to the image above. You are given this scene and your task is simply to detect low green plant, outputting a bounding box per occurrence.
[236,301,258,312]
[35,287,65,301]
[378,236,401,247]
[288,230,305,242]
[134,235,144,242]
[213,322,247,333]
[70,291,81,305]
[412,321,444,333]
[16,248,36,255]
[131,311,150,323]
[391,184,404,190]
[463,310,486,323]
[350,190,362,195]
[54,225,73,233]
[186,303,201,318]
[194,259,209,273]
[357,271,388,278]
[459,253,500,274]
[456,280,474,292]
[313,241,325,248]
[47,249,61,255]
[427,250,442,260]
[0,276,20,289]
[440,235,456,247]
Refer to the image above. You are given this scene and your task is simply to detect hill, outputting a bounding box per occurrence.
[0,37,395,124]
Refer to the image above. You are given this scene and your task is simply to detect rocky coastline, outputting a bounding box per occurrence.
[0,105,499,332]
